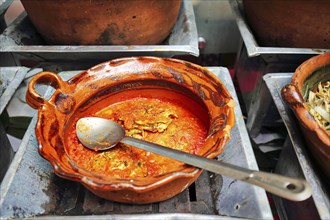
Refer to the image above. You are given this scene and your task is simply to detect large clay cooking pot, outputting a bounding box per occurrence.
[25,57,235,204]
[243,0,330,49]
[20,0,181,45]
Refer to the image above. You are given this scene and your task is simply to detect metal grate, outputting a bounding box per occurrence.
[47,170,219,216]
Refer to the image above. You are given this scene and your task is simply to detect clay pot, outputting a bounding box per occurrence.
[20,0,181,45]
[25,57,235,204]
[243,0,330,49]
[282,53,330,178]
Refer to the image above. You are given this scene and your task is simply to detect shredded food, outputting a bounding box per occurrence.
[306,81,330,134]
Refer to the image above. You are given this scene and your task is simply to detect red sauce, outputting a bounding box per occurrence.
[65,96,207,178]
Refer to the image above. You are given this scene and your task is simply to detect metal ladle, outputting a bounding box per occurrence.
[76,117,312,201]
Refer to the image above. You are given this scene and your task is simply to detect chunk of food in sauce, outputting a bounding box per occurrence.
[66,97,207,178]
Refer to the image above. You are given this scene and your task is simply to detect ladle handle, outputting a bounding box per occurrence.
[122,137,312,202]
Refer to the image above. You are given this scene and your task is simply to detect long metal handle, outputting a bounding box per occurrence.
[122,136,312,201]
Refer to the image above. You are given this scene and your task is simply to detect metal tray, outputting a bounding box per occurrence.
[0,0,198,64]
[264,73,330,220]
[0,67,272,219]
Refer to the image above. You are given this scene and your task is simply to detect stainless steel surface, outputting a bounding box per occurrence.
[32,214,244,220]
[77,117,312,202]
[0,121,14,182]
[0,67,272,219]
[0,0,13,16]
[0,67,28,182]
[274,137,321,219]
[0,0,13,32]
[0,0,198,66]
[0,67,28,114]
[264,73,330,220]
[193,0,241,54]
[230,0,330,137]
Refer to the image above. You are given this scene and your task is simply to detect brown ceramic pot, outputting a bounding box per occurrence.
[26,57,235,204]
[20,0,181,45]
[282,52,330,178]
[243,0,330,49]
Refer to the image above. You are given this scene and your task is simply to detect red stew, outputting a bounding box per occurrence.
[65,97,207,178]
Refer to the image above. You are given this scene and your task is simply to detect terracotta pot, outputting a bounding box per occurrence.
[243,0,330,49]
[282,52,330,178]
[20,0,181,45]
[26,57,235,204]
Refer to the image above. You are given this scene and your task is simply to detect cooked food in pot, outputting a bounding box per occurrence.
[306,81,330,134]
[66,96,208,178]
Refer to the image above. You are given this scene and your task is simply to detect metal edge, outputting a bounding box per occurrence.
[31,213,244,220]
[209,67,273,220]
[228,0,259,57]
[0,113,37,208]
[2,45,198,54]
[0,67,29,114]
[177,0,199,56]
[0,0,13,16]
[263,73,330,220]
[229,0,330,57]
[0,0,199,56]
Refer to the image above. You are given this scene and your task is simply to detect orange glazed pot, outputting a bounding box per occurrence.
[282,53,330,178]
[20,0,181,45]
[26,57,235,204]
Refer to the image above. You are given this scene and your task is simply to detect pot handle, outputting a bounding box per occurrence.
[281,84,316,128]
[281,84,305,108]
[26,71,70,109]
[281,84,330,144]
